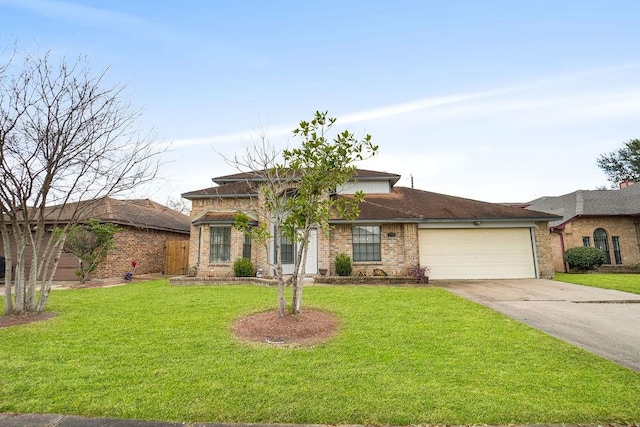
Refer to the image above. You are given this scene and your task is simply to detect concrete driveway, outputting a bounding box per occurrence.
[436,279,640,372]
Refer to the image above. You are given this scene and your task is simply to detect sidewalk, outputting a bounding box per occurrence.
[0,413,189,426]
[0,413,271,426]
[2,413,636,427]
[0,274,168,295]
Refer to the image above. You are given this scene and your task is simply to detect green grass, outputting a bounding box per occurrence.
[555,272,640,295]
[1,280,639,424]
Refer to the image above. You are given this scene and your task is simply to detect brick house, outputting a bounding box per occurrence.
[183,169,558,280]
[524,182,640,272]
[1,197,190,281]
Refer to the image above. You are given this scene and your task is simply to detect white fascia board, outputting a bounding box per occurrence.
[418,220,537,229]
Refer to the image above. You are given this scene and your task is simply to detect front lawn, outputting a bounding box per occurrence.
[1,280,639,424]
[555,272,640,295]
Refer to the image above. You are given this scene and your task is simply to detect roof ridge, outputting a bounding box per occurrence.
[102,196,116,220]
[575,190,584,215]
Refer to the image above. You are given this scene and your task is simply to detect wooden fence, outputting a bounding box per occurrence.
[165,240,189,275]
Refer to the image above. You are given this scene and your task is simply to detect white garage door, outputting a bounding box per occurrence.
[419,228,536,279]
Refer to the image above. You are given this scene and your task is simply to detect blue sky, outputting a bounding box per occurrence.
[2,0,640,205]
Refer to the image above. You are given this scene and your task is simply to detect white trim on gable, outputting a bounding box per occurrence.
[336,180,391,195]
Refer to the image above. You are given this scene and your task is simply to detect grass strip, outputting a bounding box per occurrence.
[555,272,640,295]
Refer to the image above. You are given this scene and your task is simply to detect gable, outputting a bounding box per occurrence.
[336,180,392,195]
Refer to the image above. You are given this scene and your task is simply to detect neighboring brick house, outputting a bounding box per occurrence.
[183,169,558,280]
[1,197,190,281]
[524,182,640,272]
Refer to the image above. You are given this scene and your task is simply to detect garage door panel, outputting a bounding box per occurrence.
[419,228,535,280]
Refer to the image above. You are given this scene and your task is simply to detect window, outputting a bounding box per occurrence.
[273,228,295,264]
[593,228,611,264]
[197,227,202,264]
[582,236,590,247]
[280,233,294,264]
[210,226,231,262]
[612,236,622,265]
[242,234,252,260]
[352,225,381,262]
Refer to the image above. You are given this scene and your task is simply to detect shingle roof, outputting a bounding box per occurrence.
[192,211,258,226]
[184,169,558,223]
[333,187,557,222]
[42,197,190,233]
[525,183,640,227]
[184,169,403,199]
[182,181,256,199]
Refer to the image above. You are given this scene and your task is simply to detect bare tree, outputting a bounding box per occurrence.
[0,51,163,315]
[226,135,297,317]
[166,196,191,215]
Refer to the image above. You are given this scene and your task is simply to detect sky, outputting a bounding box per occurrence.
[1,0,640,206]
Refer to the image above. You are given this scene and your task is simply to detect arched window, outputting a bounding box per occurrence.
[593,228,611,264]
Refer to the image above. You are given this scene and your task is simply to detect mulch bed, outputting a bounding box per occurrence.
[0,312,57,328]
[233,308,339,347]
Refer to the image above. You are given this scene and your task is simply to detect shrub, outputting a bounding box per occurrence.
[334,252,352,276]
[407,264,431,281]
[233,258,255,277]
[564,246,606,270]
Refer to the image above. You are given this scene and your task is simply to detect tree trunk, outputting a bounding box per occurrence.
[290,239,302,315]
[277,268,286,318]
[80,259,88,284]
[2,235,13,315]
[274,227,287,318]
[37,239,65,312]
[13,232,26,313]
[26,226,41,311]
[294,243,308,315]
[291,225,310,315]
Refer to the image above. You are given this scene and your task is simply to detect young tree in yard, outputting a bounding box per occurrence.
[283,111,378,314]
[0,51,162,315]
[62,219,120,284]
[231,113,377,317]
[597,138,640,185]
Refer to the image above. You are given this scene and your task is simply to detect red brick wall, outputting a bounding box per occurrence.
[533,221,555,279]
[552,217,640,271]
[326,223,420,276]
[188,198,268,278]
[94,227,189,279]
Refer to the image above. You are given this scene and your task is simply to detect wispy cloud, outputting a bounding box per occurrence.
[169,90,504,148]
[339,90,507,125]
[0,0,150,28]
[390,85,640,128]
[0,0,196,45]
[170,125,294,148]
[164,62,640,148]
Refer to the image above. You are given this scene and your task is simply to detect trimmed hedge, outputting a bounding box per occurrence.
[233,258,255,277]
[564,246,606,270]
